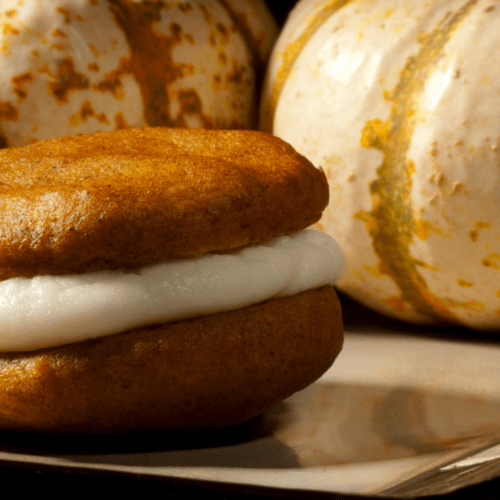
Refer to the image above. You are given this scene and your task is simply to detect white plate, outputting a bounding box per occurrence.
[1,322,500,497]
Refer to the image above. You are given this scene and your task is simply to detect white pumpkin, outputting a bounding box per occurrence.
[0,0,277,147]
[261,0,500,330]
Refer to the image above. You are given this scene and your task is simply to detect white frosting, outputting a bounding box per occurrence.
[0,230,344,351]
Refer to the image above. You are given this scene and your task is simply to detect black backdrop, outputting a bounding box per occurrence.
[265,0,298,27]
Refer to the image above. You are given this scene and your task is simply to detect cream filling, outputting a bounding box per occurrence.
[0,230,344,351]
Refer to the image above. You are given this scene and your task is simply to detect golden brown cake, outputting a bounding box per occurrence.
[0,127,328,280]
[0,127,343,433]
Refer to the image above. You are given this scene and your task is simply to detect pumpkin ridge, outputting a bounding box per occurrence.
[217,0,262,129]
[260,0,353,132]
[359,0,479,324]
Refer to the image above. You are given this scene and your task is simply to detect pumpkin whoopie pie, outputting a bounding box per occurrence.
[0,127,344,433]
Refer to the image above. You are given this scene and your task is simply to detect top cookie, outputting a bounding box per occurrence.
[0,127,328,280]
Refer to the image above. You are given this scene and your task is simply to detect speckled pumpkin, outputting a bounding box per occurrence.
[261,0,500,330]
[0,0,277,147]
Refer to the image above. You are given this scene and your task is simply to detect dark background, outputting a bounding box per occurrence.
[265,0,298,27]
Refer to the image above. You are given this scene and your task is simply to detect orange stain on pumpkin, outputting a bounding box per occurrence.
[469,221,491,242]
[212,74,222,91]
[0,102,18,148]
[414,219,442,240]
[0,101,18,121]
[357,7,394,42]
[2,23,19,35]
[88,44,99,58]
[171,88,214,128]
[107,0,211,127]
[49,57,89,103]
[56,7,72,24]
[381,295,413,314]
[226,58,249,86]
[315,221,325,232]
[52,28,67,38]
[92,56,129,100]
[482,253,500,270]
[363,263,385,278]
[209,22,230,48]
[12,72,34,101]
[69,100,109,127]
[114,111,128,129]
[446,298,485,310]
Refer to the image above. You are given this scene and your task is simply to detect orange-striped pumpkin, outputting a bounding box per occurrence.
[261,0,500,330]
[0,0,277,147]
